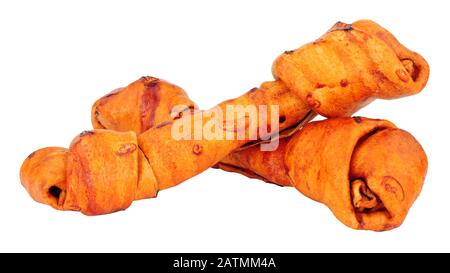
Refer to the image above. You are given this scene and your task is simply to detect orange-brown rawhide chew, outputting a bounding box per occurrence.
[21,80,310,215]
[92,76,198,133]
[92,20,429,133]
[21,19,429,223]
[218,118,427,231]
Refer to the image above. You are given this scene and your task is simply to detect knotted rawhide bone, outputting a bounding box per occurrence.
[21,76,311,215]
[218,117,427,231]
[89,82,428,230]
[92,19,429,131]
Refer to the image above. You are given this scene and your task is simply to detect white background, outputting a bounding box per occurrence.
[1,0,449,252]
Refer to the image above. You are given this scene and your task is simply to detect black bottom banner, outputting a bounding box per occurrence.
[0,253,445,272]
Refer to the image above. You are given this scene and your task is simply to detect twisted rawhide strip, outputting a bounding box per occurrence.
[218,118,427,231]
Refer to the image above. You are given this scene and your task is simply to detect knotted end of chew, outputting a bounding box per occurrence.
[285,117,427,231]
[272,20,429,117]
[92,76,197,133]
[20,130,159,215]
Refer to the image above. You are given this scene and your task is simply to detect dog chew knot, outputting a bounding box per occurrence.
[285,118,428,230]
[272,20,429,117]
[20,130,158,215]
